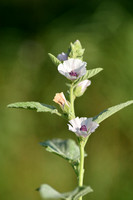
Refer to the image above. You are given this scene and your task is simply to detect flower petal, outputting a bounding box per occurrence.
[58,58,87,80]
[85,118,93,128]
[68,124,76,133]
[88,121,99,133]
[68,117,99,138]
[79,117,88,125]
[69,117,81,129]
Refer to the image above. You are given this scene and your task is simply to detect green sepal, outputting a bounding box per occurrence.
[93,100,133,124]
[38,184,93,200]
[40,139,85,176]
[48,53,61,66]
[74,85,83,97]
[7,102,61,116]
[60,101,70,115]
[73,80,91,98]
[68,40,85,60]
[74,68,103,86]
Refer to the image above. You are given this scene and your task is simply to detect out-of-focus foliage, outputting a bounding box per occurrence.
[0,0,133,200]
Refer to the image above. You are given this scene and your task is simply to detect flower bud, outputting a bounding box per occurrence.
[53,92,70,113]
[68,40,85,60]
[57,52,68,61]
[74,80,91,97]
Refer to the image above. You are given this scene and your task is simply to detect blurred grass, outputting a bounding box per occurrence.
[0,0,133,200]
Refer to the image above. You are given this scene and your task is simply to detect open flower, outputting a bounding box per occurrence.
[74,80,91,97]
[57,52,68,61]
[53,92,70,113]
[58,58,87,80]
[68,117,99,137]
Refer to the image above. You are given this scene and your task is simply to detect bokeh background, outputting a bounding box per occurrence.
[0,0,133,200]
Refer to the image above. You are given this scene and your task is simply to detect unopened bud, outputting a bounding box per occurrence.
[57,52,68,61]
[74,80,91,97]
[53,92,70,113]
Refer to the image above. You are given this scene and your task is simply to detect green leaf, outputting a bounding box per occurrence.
[93,100,133,124]
[7,102,60,115]
[48,53,61,66]
[72,186,93,200]
[40,139,82,176]
[38,184,93,199]
[81,68,103,80]
[40,139,80,161]
[74,68,103,86]
[39,184,64,199]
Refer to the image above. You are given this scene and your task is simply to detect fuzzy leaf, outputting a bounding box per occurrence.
[7,102,59,115]
[39,184,64,199]
[48,53,61,66]
[93,100,133,124]
[40,139,81,176]
[72,186,93,200]
[82,68,103,80]
[38,184,93,199]
[74,68,103,86]
[40,139,80,161]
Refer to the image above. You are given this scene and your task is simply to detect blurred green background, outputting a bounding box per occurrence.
[0,0,133,199]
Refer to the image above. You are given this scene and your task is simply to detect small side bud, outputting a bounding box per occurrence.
[74,80,91,97]
[53,92,70,113]
[57,52,68,61]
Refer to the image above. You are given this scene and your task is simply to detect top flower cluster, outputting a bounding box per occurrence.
[56,40,86,81]
[50,40,99,139]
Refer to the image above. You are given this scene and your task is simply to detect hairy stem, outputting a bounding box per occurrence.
[78,141,85,200]
[69,83,85,200]
[69,84,75,119]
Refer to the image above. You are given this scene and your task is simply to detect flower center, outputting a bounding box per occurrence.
[69,71,78,77]
[80,125,87,132]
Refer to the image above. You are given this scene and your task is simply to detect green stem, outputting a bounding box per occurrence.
[69,83,85,200]
[78,141,85,200]
[69,84,75,119]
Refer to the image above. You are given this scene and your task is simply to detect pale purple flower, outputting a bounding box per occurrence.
[58,58,87,80]
[68,117,99,137]
[57,52,68,61]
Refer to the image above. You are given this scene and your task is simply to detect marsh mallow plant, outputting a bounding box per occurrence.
[8,40,133,200]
